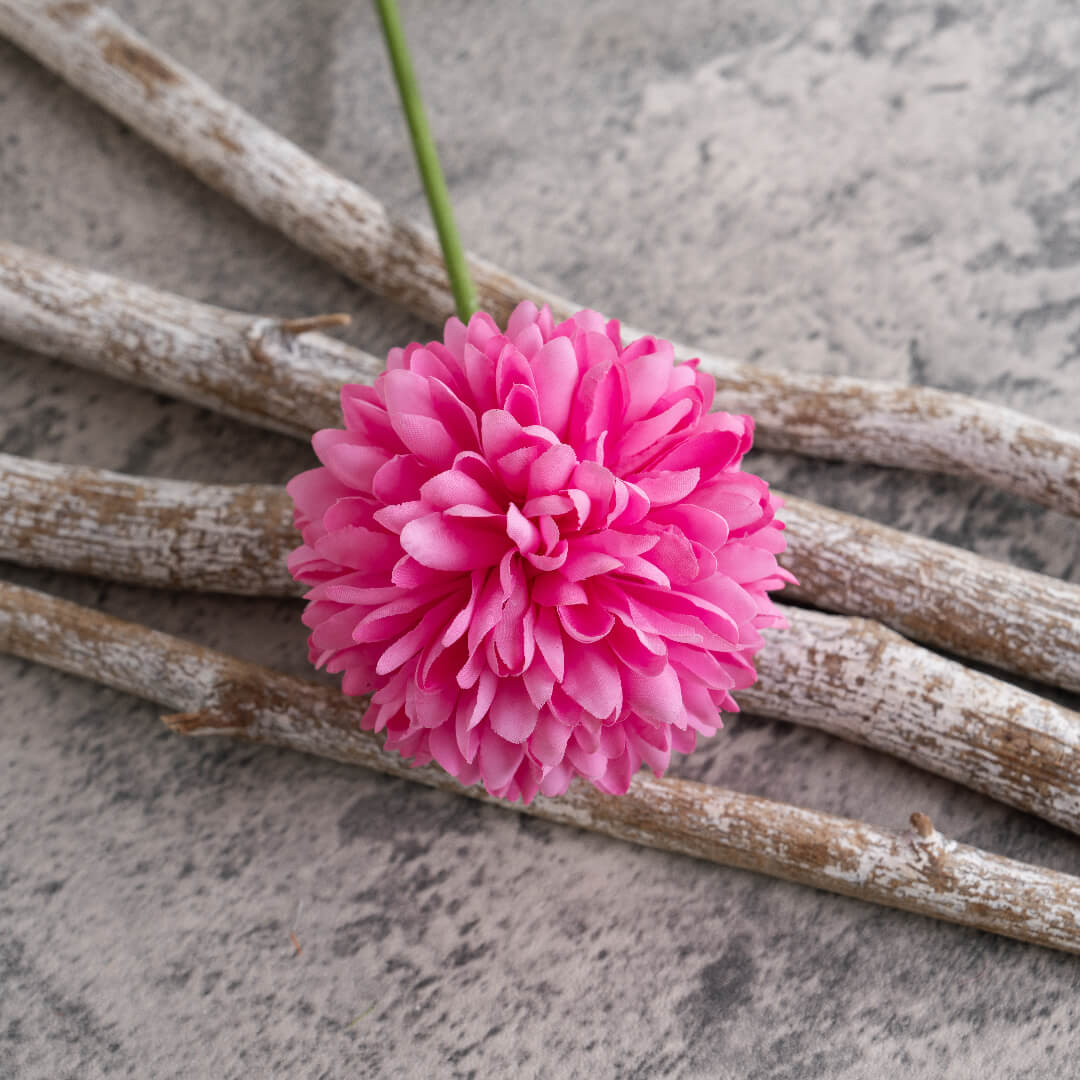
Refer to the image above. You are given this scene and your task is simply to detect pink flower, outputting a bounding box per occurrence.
[287,303,792,802]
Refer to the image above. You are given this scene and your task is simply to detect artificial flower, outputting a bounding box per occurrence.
[288,303,791,802]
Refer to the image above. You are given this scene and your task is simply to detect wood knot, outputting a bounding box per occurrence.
[909,811,948,872]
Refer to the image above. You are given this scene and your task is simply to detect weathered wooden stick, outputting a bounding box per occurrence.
[779,494,1080,695]
[0,452,299,595]
[3,3,1077,515]
[1,580,1078,955]
[0,242,378,438]
[742,608,1080,836]
[3,457,1079,833]
[3,442,1076,696]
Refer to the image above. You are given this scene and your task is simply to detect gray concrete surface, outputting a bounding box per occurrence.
[2,1,1079,1076]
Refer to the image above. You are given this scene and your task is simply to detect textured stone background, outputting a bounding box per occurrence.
[2,1,1079,1076]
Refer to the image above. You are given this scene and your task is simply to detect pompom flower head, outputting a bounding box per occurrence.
[287,303,792,802]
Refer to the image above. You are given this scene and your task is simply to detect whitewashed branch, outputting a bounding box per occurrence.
[742,608,1080,837]
[3,456,1079,835]
[1,580,1078,955]
[0,452,300,595]
[2,243,1078,693]
[2,2,1077,514]
[779,494,1080,694]
[0,242,379,438]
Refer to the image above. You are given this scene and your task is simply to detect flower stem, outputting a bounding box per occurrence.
[374,0,478,322]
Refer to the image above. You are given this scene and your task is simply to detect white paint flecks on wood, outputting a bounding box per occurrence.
[0,242,378,438]
[0,452,301,595]
[741,608,1080,837]
[1,2,1077,514]
[778,493,1080,694]
[1,579,1079,956]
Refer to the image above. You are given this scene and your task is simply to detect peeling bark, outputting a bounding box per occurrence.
[743,609,1080,837]
[0,242,376,438]
[778,493,1080,694]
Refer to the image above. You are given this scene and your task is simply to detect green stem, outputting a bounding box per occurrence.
[374,0,478,322]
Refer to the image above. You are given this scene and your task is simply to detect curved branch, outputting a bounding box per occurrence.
[2,580,1078,955]
[1,2,1077,513]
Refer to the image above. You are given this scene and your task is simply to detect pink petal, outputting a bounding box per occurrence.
[455,694,482,762]
[620,338,677,421]
[529,713,572,766]
[531,574,587,608]
[616,398,694,463]
[624,663,686,726]
[420,468,501,512]
[525,541,569,572]
[533,605,565,681]
[562,645,622,719]
[382,369,458,467]
[372,455,436,505]
[635,468,701,507]
[595,747,635,795]
[401,512,510,571]
[287,467,350,523]
[372,494,427,532]
[489,679,539,743]
[531,336,579,437]
[429,377,481,451]
[624,724,670,775]
[496,343,537,402]
[429,721,468,779]
[506,300,540,339]
[538,759,576,797]
[322,497,379,532]
[528,442,578,496]
[478,730,526,790]
[522,656,556,709]
[312,527,400,571]
[506,503,541,554]
[655,426,743,477]
[558,603,615,643]
[561,547,623,582]
[375,594,460,675]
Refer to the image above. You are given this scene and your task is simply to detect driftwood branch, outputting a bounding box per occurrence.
[3,3,1077,515]
[1,580,1078,955]
[0,240,372,439]
[2,244,1078,693]
[743,609,1080,836]
[0,452,299,595]
[779,494,1080,695]
[0,243,379,439]
[3,455,1079,834]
